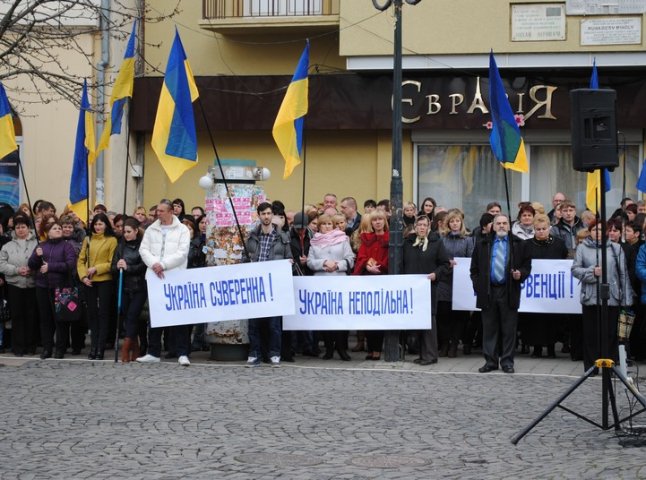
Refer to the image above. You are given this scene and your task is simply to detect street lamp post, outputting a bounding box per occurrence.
[372,0,421,362]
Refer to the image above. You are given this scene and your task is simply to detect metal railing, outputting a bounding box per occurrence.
[203,0,338,19]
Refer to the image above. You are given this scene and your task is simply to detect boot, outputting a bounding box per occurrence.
[336,346,351,361]
[439,343,448,357]
[531,346,542,358]
[447,342,458,358]
[322,346,334,360]
[546,344,556,358]
[130,339,140,362]
[121,338,132,363]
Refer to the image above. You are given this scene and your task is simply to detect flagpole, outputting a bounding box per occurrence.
[196,98,249,260]
[299,120,307,222]
[123,99,131,214]
[502,167,515,270]
[16,154,35,228]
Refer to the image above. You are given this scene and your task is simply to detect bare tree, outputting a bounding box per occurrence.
[0,0,180,109]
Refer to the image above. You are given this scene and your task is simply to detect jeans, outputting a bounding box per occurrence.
[248,316,282,358]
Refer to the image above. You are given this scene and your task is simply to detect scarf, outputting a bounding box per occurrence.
[412,236,428,252]
[311,229,347,248]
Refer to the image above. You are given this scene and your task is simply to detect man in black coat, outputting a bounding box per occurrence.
[470,214,531,374]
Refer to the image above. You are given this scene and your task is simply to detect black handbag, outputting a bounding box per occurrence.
[54,286,82,322]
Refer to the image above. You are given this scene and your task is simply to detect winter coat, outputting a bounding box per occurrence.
[525,235,568,260]
[139,216,190,271]
[77,233,118,283]
[437,232,474,302]
[403,232,451,314]
[188,236,206,269]
[307,235,355,276]
[353,232,389,275]
[550,218,585,255]
[572,237,633,307]
[0,231,38,288]
[634,242,646,304]
[289,226,313,276]
[28,238,77,289]
[244,226,292,263]
[111,238,147,293]
[470,233,532,310]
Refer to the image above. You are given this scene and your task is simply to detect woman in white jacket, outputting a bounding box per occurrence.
[307,214,355,360]
[0,214,38,356]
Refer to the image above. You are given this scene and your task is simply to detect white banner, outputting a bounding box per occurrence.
[283,274,432,331]
[146,260,295,328]
[452,258,582,314]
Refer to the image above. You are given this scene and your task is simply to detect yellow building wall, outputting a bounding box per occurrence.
[143,130,414,212]
[5,33,98,213]
[340,1,646,56]
[143,2,344,76]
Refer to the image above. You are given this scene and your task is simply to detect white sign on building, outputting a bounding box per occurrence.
[567,0,646,15]
[511,4,566,42]
[581,17,642,46]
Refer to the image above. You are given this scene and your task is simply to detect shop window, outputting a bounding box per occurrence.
[529,145,640,217]
[416,144,521,230]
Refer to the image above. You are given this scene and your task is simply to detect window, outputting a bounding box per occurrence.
[415,142,641,228]
[243,0,322,16]
[416,144,521,229]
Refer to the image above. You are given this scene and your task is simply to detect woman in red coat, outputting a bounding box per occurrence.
[353,210,389,360]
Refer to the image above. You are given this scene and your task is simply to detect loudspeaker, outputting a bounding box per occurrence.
[570,88,618,172]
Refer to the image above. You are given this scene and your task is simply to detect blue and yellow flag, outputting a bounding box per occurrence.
[151,29,199,183]
[272,42,309,179]
[0,82,17,160]
[585,59,611,214]
[488,51,528,173]
[69,80,96,223]
[97,21,136,153]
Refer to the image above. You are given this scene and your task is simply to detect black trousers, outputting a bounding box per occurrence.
[85,281,112,353]
[148,324,190,357]
[481,285,518,369]
[35,287,56,353]
[7,285,37,354]
[581,304,619,372]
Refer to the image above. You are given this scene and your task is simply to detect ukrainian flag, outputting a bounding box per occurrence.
[0,83,17,160]
[69,80,96,223]
[488,51,528,173]
[585,59,611,214]
[97,21,137,153]
[151,29,199,183]
[272,42,309,179]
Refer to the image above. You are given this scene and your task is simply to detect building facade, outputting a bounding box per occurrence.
[131,0,646,225]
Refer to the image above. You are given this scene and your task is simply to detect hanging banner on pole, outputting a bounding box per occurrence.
[452,257,582,314]
[283,274,432,331]
[146,259,295,328]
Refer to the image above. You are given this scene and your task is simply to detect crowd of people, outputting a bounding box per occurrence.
[0,192,645,373]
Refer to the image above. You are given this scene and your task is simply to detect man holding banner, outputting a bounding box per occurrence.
[136,199,191,366]
[244,202,293,367]
[470,214,531,374]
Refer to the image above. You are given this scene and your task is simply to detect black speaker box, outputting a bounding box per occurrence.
[570,88,618,172]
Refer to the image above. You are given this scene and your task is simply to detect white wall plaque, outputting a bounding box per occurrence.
[567,0,646,15]
[581,17,642,45]
[511,4,566,42]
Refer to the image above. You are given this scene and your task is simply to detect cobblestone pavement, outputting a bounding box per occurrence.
[1,351,646,480]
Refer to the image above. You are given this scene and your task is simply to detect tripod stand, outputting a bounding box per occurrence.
[511,168,646,444]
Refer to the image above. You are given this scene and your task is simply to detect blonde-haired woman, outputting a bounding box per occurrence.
[437,210,474,357]
[353,210,389,360]
[308,214,355,360]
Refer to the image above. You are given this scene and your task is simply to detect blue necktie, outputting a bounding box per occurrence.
[493,240,506,283]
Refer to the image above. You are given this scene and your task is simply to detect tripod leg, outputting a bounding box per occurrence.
[605,370,621,431]
[511,365,596,444]
[611,366,646,409]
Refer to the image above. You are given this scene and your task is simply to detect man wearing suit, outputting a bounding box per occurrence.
[340,196,362,236]
[470,214,531,374]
